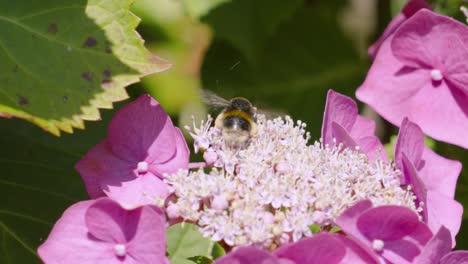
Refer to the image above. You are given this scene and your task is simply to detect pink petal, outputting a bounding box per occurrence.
[443,36,468,93]
[440,251,468,264]
[150,128,190,178]
[75,140,133,198]
[336,200,373,244]
[108,94,176,164]
[420,147,462,198]
[322,90,385,161]
[127,206,167,263]
[401,153,428,220]
[85,198,131,243]
[402,0,431,16]
[274,233,346,264]
[399,80,468,149]
[414,226,452,264]
[331,122,358,150]
[356,136,388,162]
[356,30,468,149]
[426,191,463,247]
[368,14,406,59]
[349,116,375,139]
[368,0,430,58]
[335,235,380,264]
[102,172,169,210]
[38,201,118,264]
[395,118,424,173]
[351,116,387,161]
[214,246,281,264]
[356,205,426,241]
[392,10,468,72]
[322,90,358,146]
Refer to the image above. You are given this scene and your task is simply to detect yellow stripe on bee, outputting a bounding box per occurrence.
[223,110,253,125]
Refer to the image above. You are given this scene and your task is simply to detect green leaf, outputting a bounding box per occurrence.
[0,0,170,136]
[384,135,397,160]
[167,223,214,264]
[182,0,231,19]
[201,1,365,138]
[0,102,120,263]
[211,242,226,260]
[329,226,342,233]
[202,0,302,64]
[309,224,321,234]
[187,256,213,264]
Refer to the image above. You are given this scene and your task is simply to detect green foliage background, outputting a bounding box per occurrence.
[0,0,466,263]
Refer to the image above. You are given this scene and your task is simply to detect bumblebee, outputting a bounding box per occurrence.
[201,91,258,147]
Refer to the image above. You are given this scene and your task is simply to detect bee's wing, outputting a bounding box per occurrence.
[256,108,288,120]
[200,89,231,109]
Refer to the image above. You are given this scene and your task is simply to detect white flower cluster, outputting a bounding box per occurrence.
[164,115,419,249]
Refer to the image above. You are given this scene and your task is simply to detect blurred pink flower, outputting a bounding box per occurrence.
[357,9,468,148]
[214,233,378,264]
[322,89,386,161]
[76,94,189,209]
[336,200,432,264]
[395,118,463,245]
[368,0,430,58]
[38,198,168,264]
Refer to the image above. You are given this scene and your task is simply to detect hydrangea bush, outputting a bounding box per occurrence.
[35,1,468,264]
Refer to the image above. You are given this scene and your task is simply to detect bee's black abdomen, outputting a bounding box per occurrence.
[223,116,251,131]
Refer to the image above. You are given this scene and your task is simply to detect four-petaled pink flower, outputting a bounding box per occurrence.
[336,200,433,264]
[76,94,189,209]
[214,233,378,264]
[357,9,468,149]
[395,118,463,245]
[38,198,169,264]
[322,89,387,161]
[368,0,431,58]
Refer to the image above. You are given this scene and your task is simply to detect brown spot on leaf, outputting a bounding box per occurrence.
[47,23,58,34]
[83,37,98,48]
[105,46,112,54]
[102,69,112,85]
[103,69,111,78]
[82,71,93,82]
[18,95,29,106]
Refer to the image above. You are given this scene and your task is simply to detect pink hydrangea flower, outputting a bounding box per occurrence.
[357,9,468,148]
[368,0,431,58]
[214,233,378,264]
[322,89,387,161]
[76,94,189,209]
[395,118,463,245]
[336,200,433,264]
[38,198,169,264]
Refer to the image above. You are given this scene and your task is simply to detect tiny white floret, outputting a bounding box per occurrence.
[114,244,127,257]
[372,239,385,251]
[430,69,443,81]
[137,161,148,173]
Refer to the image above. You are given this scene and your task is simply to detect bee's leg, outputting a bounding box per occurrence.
[215,114,224,129]
[250,123,258,137]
